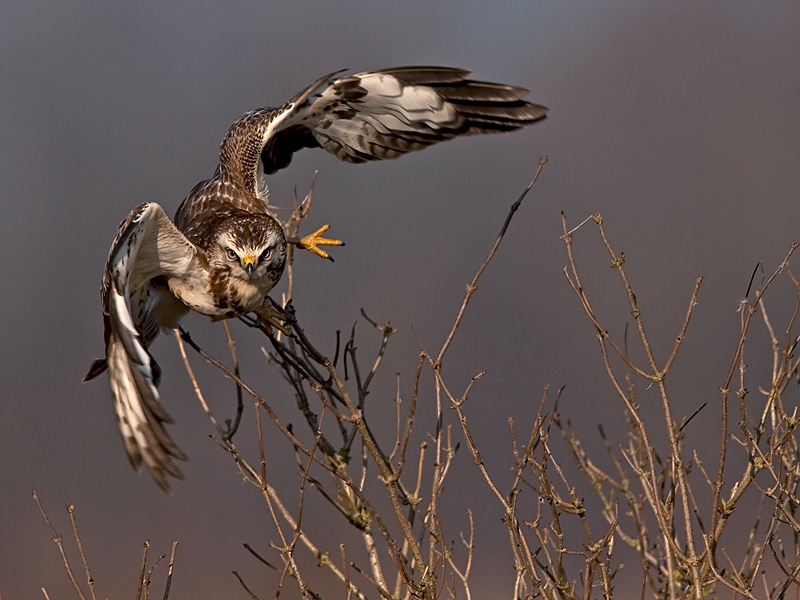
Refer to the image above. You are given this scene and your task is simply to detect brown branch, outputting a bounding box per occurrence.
[232,571,261,600]
[137,541,149,600]
[33,491,87,600]
[712,243,799,551]
[221,320,244,440]
[66,504,97,600]
[161,542,178,600]
[437,156,547,364]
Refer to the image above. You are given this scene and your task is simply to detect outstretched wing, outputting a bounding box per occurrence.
[85,202,196,492]
[218,66,548,196]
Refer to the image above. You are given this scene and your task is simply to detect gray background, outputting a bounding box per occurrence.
[2,1,799,598]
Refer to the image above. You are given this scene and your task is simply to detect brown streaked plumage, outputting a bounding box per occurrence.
[85,66,548,491]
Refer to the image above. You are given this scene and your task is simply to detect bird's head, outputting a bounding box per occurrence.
[214,214,287,290]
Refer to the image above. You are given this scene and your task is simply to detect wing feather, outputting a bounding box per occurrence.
[217,66,548,188]
[86,202,194,492]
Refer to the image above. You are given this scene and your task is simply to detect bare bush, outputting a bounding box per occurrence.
[34,491,178,600]
[40,161,800,599]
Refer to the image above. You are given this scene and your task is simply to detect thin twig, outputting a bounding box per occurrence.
[437,156,547,363]
[221,321,244,440]
[137,540,149,600]
[33,491,87,600]
[67,504,97,600]
[232,571,261,600]
[162,542,178,600]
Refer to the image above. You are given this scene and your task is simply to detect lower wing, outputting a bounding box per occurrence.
[85,202,196,492]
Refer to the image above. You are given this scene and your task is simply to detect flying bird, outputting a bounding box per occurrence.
[84,66,548,491]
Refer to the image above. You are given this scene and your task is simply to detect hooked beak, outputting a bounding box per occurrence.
[242,255,256,276]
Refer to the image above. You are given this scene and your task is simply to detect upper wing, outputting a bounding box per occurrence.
[219,66,549,194]
[85,202,196,492]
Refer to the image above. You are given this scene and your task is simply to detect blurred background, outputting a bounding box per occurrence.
[1,1,799,598]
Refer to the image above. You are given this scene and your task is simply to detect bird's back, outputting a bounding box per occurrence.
[174,169,271,248]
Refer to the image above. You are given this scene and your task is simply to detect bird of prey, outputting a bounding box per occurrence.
[84,66,548,491]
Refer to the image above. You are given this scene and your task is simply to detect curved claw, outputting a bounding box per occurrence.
[253,301,292,335]
[290,224,345,261]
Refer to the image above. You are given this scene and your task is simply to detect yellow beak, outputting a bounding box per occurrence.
[242,255,256,276]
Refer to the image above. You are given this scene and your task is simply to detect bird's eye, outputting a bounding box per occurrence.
[226,248,238,261]
[259,247,273,263]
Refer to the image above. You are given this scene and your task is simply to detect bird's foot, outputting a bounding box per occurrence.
[253,301,292,335]
[289,224,344,261]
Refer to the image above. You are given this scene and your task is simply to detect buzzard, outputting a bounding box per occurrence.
[84,66,548,491]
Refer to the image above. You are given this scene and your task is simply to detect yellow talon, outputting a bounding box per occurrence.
[253,301,292,336]
[291,224,345,260]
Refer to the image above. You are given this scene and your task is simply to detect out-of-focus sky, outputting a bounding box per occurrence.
[1,1,799,598]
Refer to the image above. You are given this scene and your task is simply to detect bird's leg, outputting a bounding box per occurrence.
[253,299,292,335]
[287,224,345,261]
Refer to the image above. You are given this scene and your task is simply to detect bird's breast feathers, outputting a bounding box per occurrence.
[166,268,269,319]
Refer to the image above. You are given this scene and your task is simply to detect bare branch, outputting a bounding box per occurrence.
[33,491,87,600]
